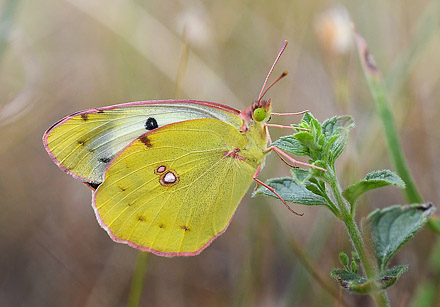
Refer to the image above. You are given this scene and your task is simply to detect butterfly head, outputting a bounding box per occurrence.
[238,40,287,133]
[239,99,272,132]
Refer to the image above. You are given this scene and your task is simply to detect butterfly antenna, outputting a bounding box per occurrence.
[258,40,288,102]
[271,110,310,116]
[258,71,288,103]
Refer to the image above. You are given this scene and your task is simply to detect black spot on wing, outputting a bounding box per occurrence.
[145,117,158,130]
[84,181,101,190]
[98,157,112,163]
[81,114,89,121]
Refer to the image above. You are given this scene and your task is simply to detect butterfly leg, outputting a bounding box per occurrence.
[268,146,326,171]
[265,124,311,132]
[253,165,303,216]
[266,110,311,131]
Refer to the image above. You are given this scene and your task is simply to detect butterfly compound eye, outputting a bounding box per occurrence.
[253,108,266,122]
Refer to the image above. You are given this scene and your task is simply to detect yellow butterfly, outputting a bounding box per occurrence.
[43,41,309,256]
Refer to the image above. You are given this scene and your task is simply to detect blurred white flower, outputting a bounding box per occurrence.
[176,7,213,48]
[315,6,352,55]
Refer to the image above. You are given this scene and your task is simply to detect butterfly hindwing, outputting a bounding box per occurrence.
[43,100,242,184]
[93,119,256,256]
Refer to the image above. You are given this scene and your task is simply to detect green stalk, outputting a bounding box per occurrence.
[355,33,423,203]
[127,252,149,307]
[353,31,440,233]
[353,32,422,204]
[326,167,389,307]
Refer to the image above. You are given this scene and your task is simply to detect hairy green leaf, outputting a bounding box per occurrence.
[339,252,349,268]
[294,131,315,148]
[322,115,354,163]
[309,160,327,178]
[351,261,359,274]
[304,183,324,197]
[291,168,311,184]
[310,116,322,138]
[302,112,315,125]
[331,265,407,294]
[365,203,435,271]
[272,135,308,156]
[343,170,405,209]
[322,115,355,138]
[253,177,328,206]
[331,269,371,294]
[377,265,408,289]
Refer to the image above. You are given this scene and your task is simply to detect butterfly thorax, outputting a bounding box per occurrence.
[235,99,272,168]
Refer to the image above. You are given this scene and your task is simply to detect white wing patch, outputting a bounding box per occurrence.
[43,101,242,183]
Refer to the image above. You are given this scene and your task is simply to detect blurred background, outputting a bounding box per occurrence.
[1,0,439,306]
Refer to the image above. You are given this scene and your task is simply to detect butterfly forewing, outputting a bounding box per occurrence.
[43,100,242,183]
[93,119,256,256]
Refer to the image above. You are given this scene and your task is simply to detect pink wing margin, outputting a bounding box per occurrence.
[92,188,240,257]
[42,99,241,184]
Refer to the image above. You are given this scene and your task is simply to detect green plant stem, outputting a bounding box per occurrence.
[355,33,440,233]
[366,75,423,204]
[128,252,149,307]
[326,168,389,307]
[353,31,425,205]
